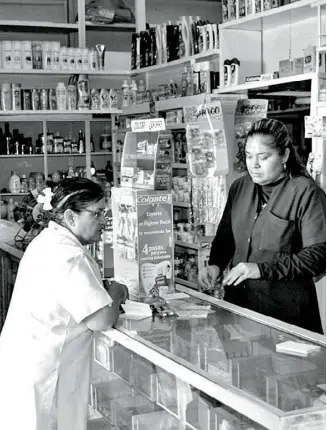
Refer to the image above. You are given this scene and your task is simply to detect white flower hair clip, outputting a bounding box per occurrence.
[37,187,54,210]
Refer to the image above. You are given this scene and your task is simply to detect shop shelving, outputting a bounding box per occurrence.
[1,193,29,196]
[155,94,209,112]
[0,109,121,117]
[219,0,317,31]
[217,73,316,94]
[121,103,151,116]
[0,19,79,32]
[85,22,136,32]
[165,124,186,130]
[0,69,130,76]
[130,49,220,75]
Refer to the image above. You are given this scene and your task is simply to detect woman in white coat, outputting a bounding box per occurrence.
[0,177,128,430]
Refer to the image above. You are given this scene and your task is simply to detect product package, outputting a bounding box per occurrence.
[112,187,174,300]
[234,99,268,173]
[120,128,172,191]
[183,102,228,232]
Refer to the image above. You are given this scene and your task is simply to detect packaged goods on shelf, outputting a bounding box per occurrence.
[130,17,219,70]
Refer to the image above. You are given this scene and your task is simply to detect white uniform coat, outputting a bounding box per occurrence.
[0,221,112,430]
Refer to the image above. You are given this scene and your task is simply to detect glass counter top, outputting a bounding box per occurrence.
[115,287,326,418]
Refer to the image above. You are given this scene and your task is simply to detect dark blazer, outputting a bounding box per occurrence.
[209,174,326,333]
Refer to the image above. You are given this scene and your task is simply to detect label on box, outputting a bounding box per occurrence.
[137,192,174,297]
[131,118,166,133]
[245,75,261,83]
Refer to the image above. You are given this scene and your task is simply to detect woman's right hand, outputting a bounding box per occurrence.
[199,265,221,289]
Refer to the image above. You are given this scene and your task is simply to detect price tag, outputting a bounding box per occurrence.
[131,118,166,133]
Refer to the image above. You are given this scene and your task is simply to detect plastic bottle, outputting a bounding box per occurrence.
[1,83,12,111]
[21,41,33,70]
[129,80,137,106]
[122,80,130,108]
[82,48,89,72]
[223,59,232,87]
[52,42,60,71]
[230,57,240,86]
[9,171,21,193]
[78,130,85,154]
[136,80,145,105]
[7,198,15,222]
[56,82,67,111]
[12,41,21,69]
[68,47,76,71]
[89,48,97,71]
[60,46,68,70]
[20,174,28,193]
[155,25,162,65]
[179,17,190,58]
[213,24,219,50]
[161,23,167,64]
[206,24,214,51]
[2,41,12,69]
[77,74,90,110]
[67,82,77,110]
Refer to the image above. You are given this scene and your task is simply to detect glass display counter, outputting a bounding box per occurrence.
[89,286,326,430]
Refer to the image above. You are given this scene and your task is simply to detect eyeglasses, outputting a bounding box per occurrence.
[83,208,108,219]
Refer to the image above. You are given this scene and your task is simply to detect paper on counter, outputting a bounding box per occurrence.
[276,341,321,357]
[120,300,152,320]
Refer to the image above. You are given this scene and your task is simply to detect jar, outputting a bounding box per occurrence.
[35,172,45,193]
[28,173,36,191]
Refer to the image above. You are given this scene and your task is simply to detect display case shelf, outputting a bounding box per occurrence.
[130,49,220,75]
[0,110,121,122]
[165,123,186,130]
[219,0,317,31]
[156,94,208,112]
[217,73,316,94]
[0,19,78,32]
[0,193,29,196]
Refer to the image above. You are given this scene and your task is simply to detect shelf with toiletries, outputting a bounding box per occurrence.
[219,0,317,31]
[131,49,221,75]
[217,73,316,94]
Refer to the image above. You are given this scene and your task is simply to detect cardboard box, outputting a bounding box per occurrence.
[279,59,292,78]
[112,187,174,300]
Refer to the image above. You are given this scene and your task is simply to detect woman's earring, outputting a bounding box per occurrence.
[283,161,287,171]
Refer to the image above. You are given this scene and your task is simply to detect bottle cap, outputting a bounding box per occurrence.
[230,58,240,65]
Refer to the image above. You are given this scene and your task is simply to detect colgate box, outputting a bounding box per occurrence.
[111,187,174,300]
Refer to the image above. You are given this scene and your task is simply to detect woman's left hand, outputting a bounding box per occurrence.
[222,263,260,286]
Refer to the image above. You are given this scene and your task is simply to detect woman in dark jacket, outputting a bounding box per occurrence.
[199,118,325,333]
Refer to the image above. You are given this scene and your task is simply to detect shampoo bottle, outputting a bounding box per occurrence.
[223,59,232,87]
[230,58,240,86]
[155,26,162,65]
[9,171,20,194]
[122,80,130,108]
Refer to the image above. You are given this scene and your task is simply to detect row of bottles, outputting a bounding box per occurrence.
[0,123,113,155]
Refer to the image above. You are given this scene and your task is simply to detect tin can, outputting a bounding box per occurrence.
[40,88,49,110]
[49,89,57,110]
[91,88,100,110]
[100,88,110,110]
[22,89,32,110]
[12,84,22,111]
[32,89,40,110]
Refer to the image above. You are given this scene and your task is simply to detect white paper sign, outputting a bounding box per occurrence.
[305,116,326,138]
[131,118,166,133]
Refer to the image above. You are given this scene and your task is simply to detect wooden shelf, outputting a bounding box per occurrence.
[175,277,198,290]
[0,69,129,77]
[0,109,122,122]
[0,193,29,196]
[217,73,316,94]
[86,22,136,32]
[219,0,317,31]
[0,20,78,32]
[121,104,151,116]
[131,49,220,75]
